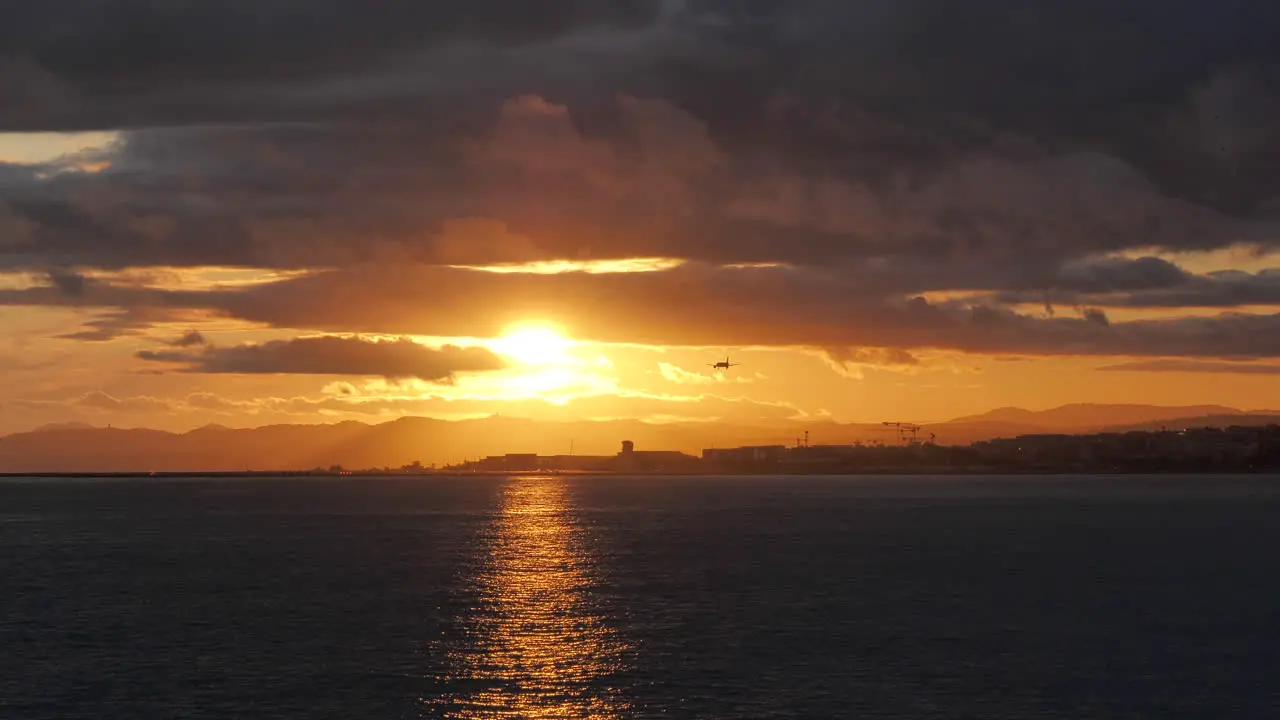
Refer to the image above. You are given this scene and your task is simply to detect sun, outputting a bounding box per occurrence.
[492,324,574,366]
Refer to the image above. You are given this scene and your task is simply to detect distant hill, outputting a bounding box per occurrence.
[2,404,1279,472]
[1100,414,1280,433]
[950,404,1245,430]
[0,417,801,473]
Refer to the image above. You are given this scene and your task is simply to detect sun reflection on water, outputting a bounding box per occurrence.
[429,476,632,718]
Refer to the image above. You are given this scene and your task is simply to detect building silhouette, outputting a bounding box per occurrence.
[445,425,1280,474]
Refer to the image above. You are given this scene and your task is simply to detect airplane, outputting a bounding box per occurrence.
[707,356,739,370]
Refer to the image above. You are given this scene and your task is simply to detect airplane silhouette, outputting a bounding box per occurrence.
[707,356,739,370]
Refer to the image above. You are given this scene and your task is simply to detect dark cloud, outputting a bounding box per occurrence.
[3,1,1280,364]
[668,2,1280,207]
[215,265,1280,359]
[54,307,181,342]
[1052,257,1193,294]
[169,330,207,348]
[0,3,1275,272]
[12,258,1280,359]
[1114,269,1280,308]
[995,268,1280,309]
[4,98,1260,274]
[136,335,507,381]
[7,258,1280,358]
[47,269,88,297]
[10,2,1279,150]
[1081,308,1111,327]
[1,0,669,131]
[10,262,1267,360]
[0,200,37,249]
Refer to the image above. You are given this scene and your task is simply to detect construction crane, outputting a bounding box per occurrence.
[882,422,924,446]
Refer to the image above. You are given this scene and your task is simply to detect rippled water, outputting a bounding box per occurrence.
[429,479,632,718]
[2,474,1279,718]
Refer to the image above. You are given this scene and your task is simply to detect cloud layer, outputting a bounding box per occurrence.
[3,1,1280,368]
[137,335,506,381]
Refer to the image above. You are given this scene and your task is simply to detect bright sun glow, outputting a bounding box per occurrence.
[492,324,574,366]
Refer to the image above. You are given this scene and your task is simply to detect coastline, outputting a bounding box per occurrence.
[3,467,1279,479]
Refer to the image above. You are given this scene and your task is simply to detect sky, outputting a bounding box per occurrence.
[2,0,1280,435]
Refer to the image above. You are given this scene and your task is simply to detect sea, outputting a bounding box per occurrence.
[2,473,1278,719]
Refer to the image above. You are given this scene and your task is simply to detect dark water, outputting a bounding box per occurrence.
[2,474,1279,719]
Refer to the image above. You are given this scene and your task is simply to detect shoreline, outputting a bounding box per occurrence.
[3,468,1279,479]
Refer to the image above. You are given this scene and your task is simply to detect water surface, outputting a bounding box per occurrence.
[2,474,1277,718]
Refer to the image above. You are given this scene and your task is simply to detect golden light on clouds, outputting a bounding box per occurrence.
[80,266,316,291]
[451,257,685,275]
[0,131,121,165]
[1008,303,1280,323]
[0,272,47,291]
[491,368,596,405]
[1111,244,1279,274]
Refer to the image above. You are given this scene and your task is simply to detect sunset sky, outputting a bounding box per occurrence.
[3,1,1280,435]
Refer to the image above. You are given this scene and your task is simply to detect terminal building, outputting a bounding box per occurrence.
[701,445,788,470]
[451,424,1280,474]
[458,440,699,473]
[614,440,702,472]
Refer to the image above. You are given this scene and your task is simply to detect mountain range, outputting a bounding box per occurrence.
[2,404,1278,473]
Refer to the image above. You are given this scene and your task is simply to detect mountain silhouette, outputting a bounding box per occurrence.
[1,405,1277,472]
[949,404,1246,429]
